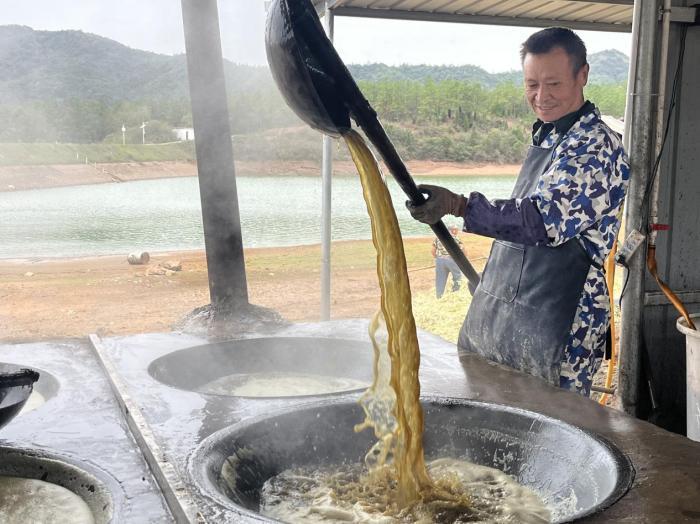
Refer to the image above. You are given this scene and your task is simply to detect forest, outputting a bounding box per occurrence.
[0,26,628,163]
[0,79,626,164]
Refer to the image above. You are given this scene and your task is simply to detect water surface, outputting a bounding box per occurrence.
[0,174,516,259]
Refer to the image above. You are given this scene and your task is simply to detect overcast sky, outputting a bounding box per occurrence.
[0,0,632,73]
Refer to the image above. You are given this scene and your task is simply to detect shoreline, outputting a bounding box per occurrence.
[0,238,422,264]
[0,160,520,193]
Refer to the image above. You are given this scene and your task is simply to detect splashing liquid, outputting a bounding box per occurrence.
[343,129,432,506]
[258,130,550,523]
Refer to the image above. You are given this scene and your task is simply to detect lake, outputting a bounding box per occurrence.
[0,174,516,259]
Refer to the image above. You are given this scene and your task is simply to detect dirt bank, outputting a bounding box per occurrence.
[0,160,520,192]
[0,236,494,342]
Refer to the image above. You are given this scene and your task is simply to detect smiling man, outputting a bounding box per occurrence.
[406,27,630,397]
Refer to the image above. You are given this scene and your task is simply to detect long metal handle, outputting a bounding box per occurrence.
[304,11,480,289]
[356,107,481,289]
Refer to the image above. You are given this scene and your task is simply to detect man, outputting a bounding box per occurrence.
[406,27,629,396]
[432,225,465,298]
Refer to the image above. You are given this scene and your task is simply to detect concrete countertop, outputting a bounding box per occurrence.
[0,339,173,523]
[95,319,700,524]
[455,352,700,523]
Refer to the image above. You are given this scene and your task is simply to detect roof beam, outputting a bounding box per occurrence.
[313,0,343,16]
[332,5,632,32]
[565,0,633,4]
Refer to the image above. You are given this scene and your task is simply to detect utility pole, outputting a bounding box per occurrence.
[121,124,126,146]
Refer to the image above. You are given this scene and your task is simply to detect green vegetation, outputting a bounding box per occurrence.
[362,80,532,162]
[413,287,472,343]
[0,142,195,166]
[347,48,630,86]
[0,25,629,165]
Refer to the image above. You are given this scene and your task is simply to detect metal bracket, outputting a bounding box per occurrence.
[591,385,616,395]
[670,6,698,24]
[644,290,700,306]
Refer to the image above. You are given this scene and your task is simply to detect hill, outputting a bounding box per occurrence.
[0,25,627,162]
[0,25,628,104]
[347,49,627,86]
[0,25,271,104]
[588,49,630,83]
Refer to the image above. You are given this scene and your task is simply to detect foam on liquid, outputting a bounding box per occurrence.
[0,476,94,524]
[261,458,549,523]
[197,372,368,397]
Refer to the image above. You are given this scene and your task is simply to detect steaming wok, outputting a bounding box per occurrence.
[190,398,635,523]
[0,364,40,431]
[265,0,480,290]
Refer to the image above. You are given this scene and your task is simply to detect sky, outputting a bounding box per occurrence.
[0,0,632,73]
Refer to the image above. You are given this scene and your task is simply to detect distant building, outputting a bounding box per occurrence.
[601,115,624,137]
[173,127,195,141]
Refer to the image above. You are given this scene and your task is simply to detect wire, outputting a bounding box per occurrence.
[638,26,688,231]
[619,264,631,301]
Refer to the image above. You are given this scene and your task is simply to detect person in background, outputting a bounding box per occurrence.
[432,225,465,298]
[406,27,629,397]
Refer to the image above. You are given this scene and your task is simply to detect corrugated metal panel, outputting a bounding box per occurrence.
[316,0,633,31]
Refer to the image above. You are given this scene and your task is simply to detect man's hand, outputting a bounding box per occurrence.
[405,184,467,224]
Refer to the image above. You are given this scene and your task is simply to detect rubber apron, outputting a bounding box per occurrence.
[458,139,591,385]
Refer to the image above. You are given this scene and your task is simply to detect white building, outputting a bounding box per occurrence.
[173,127,195,141]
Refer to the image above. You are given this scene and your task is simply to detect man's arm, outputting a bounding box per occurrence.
[463,193,549,246]
[464,131,628,247]
[531,135,629,247]
[405,184,549,246]
[406,130,628,248]
[459,239,467,256]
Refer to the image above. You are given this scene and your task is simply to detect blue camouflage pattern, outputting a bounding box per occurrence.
[531,106,629,396]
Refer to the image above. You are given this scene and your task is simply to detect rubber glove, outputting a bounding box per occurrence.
[405,184,467,224]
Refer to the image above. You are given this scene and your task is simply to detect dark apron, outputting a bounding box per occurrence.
[458,141,592,385]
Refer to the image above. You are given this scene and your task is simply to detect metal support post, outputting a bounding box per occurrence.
[618,0,660,416]
[181,0,248,310]
[320,4,335,321]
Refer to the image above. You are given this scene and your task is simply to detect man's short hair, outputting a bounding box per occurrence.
[520,27,588,74]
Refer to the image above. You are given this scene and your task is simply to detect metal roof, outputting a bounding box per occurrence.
[315,0,634,32]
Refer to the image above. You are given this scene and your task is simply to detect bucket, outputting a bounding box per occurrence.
[127,252,150,265]
[676,313,700,442]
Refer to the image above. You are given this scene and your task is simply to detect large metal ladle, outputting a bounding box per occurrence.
[265,0,480,289]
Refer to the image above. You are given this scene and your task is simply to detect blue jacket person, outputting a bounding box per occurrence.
[406,27,630,396]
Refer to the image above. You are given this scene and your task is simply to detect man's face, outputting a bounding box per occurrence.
[523,46,588,122]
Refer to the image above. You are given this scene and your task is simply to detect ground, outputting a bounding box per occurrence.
[0,237,493,342]
[0,227,615,404]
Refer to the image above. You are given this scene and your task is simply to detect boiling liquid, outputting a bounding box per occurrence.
[197,372,368,397]
[261,458,550,523]
[0,476,95,524]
